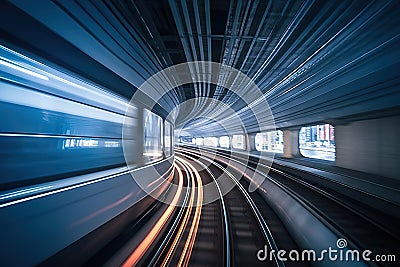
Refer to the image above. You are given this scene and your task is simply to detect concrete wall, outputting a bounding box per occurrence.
[335,115,400,179]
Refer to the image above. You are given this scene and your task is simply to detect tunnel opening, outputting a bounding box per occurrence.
[299,123,335,161]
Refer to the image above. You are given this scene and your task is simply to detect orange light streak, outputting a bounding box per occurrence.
[178,158,203,267]
[122,168,182,267]
[160,159,195,266]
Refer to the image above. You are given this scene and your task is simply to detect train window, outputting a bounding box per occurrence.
[299,124,335,161]
[164,120,172,157]
[143,109,163,163]
[219,136,230,148]
[232,134,245,150]
[255,131,283,153]
[195,137,204,146]
[204,137,218,147]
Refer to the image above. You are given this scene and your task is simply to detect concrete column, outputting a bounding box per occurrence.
[246,133,257,152]
[282,128,301,158]
[335,115,400,179]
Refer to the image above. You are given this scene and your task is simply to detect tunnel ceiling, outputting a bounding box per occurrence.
[2,0,400,136]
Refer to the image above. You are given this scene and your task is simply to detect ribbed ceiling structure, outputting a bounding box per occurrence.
[2,0,400,136]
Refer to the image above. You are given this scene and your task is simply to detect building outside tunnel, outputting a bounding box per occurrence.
[0,0,399,266]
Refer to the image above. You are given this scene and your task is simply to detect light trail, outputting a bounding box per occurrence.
[122,168,182,267]
[160,156,203,267]
[146,160,191,266]
[176,157,203,267]
[160,158,195,266]
[176,146,284,267]
[122,156,203,267]
[177,152,231,266]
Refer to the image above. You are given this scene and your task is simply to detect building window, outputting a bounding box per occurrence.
[219,136,230,148]
[232,134,245,150]
[299,124,335,161]
[195,137,204,146]
[255,130,283,152]
[204,137,218,147]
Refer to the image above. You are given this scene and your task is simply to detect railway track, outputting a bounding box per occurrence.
[87,145,398,266]
[126,150,293,266]
[175,150,306,267]
[179,146,399,266]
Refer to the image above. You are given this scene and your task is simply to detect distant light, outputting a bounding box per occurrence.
[0,58,49,80]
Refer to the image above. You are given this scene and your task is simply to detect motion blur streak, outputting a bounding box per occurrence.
[160,156,203,267]
[0,58,48,80]
[178,157,203,267]
[160,158,195,266]
[0,170,132,208]
[71,192,134,227]
[0,185,52,200]
[122,167,182,267]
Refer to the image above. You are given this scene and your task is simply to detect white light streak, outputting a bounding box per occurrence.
[0,58,48,80]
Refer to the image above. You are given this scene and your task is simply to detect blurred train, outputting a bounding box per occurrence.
[0,45,174,266]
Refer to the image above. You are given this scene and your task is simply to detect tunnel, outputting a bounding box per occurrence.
[0,1,399,266]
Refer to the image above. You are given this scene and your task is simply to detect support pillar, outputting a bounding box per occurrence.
[246,133,257,152]
[282,128,301,158]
